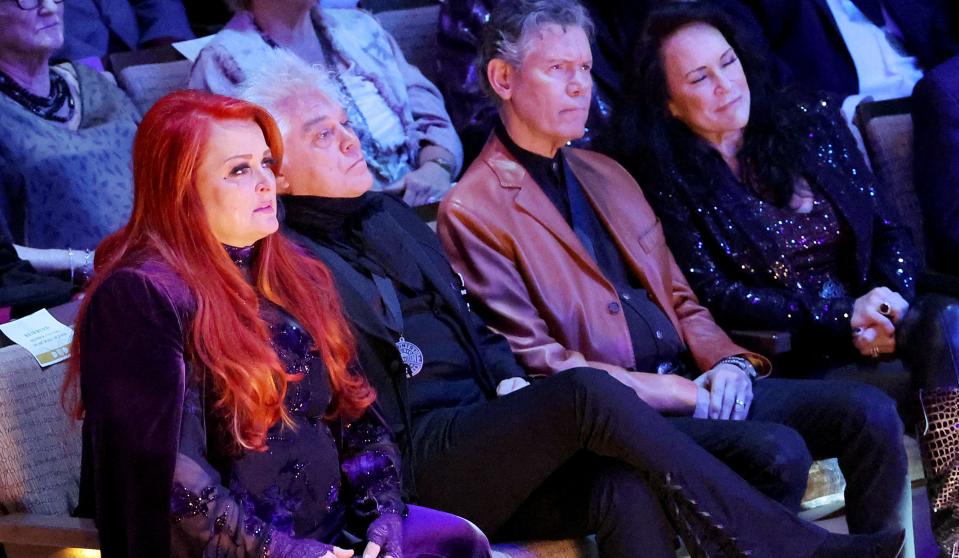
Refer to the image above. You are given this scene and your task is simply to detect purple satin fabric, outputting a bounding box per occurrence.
[403,505,492,558]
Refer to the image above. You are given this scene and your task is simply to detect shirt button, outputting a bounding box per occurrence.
[621,292,631,301]
[655,330,664,340]
[608,302,621,314]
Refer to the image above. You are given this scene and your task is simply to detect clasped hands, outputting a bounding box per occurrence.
[850,286,909,359]
[692,363,753,421]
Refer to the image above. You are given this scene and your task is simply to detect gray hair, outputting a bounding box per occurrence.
[238,49,343,139]
[478,0,594,101]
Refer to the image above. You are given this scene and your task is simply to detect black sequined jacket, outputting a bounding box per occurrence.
[77,250,405,557]
[646,97,918,348]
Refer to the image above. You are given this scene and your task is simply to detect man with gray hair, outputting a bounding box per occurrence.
[240,48,904,558]
[438,0,911,553]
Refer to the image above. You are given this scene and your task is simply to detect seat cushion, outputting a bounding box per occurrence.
[863,113,924,262]
[0,345,81,515]
[116,59,192,116]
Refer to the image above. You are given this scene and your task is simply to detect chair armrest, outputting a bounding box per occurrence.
[918,270,959,298]
[728,329,792,356]
[0,514,98,549]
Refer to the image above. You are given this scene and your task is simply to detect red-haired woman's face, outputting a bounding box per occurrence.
[281,92,373,198]
[195,119,279,247]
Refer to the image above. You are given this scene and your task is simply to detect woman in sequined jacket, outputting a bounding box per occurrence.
[62,90,491,558]
[622,3,959,555]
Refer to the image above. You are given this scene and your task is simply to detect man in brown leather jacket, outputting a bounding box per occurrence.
[437,0,912,549]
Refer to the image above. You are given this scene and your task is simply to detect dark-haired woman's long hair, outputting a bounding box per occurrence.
[618,1,818,207]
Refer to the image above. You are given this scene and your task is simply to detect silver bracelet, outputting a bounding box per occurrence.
[67,247,74,283]
[718,356,758,379]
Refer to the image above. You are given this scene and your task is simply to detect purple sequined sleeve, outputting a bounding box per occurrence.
[339,406,407,523]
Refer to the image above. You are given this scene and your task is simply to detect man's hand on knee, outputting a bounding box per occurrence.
[695,365,753,420]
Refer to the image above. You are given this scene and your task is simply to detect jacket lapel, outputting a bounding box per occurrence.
[564,150,683,333]
[285,228,398,348]
[369,206,467,315]
[484,143,611,286]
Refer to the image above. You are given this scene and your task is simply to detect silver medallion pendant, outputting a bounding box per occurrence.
[396,336,424,376]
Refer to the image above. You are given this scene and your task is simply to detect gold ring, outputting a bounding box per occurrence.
[871,346,880,358]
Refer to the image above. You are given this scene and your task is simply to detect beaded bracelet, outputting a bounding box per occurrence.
[718,356,758,380]
[67,247,74,284]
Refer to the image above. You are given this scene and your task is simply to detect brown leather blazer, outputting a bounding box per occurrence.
[438,134,750,377]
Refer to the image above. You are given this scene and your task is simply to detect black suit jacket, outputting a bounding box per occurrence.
[711,0,959,97]
[281,193,525,495]
[913,55,959,275]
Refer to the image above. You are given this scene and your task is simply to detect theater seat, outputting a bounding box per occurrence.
[854,97,924,266]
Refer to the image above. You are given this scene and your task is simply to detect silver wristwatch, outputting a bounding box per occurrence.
[718,356,758,379]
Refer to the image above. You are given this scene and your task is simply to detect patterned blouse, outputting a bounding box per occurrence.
[0,62,136,249]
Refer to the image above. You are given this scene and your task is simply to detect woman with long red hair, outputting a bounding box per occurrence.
[63,89,491,558]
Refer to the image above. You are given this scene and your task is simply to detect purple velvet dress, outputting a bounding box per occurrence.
[77,246,491,557]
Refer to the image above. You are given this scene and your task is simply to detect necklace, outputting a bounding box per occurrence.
[0,68,75,123]
[252,13,411,184]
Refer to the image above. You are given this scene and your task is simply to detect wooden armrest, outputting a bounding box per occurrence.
[0,514,98,549]
[728,329,791,356]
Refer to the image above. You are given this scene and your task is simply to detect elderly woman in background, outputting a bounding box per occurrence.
[623,2,959,555]
[65,89,491,557]
[189,0,462,207]
[0,0,137,282]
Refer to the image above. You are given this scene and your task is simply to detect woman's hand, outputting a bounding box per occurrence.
[852,325,897,357]
[386,163,451,207]
[851,287,909,328]
[362,513,403,558]
[694,364,753,421]
[850,286,908,356]
[320,547,355,558]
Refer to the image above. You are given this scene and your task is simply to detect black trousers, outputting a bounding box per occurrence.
[409,368,833,558]
[671,379,908,536]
